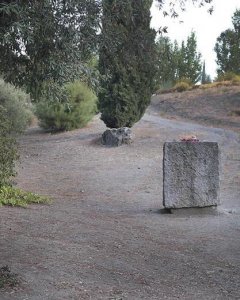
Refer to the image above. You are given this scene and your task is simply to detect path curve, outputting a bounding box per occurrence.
[0,113,239,300]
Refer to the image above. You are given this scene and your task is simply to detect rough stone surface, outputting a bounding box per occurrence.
[102,127,132,147]
[163,142,220,209]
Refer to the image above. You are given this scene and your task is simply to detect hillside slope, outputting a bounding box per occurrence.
[150,85,240,132]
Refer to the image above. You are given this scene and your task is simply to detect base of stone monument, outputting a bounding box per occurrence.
[167,206,219,215]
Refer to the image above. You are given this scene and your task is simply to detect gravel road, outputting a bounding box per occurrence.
[0,112,239,299]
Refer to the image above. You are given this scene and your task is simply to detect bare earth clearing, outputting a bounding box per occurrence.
[0,88,240,299]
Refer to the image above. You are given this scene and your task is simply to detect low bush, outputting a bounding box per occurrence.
[218,72,236,81]
[231,109,240,116]
[0,79,32,187]
[174,81,191,92]
[36,81,97,131]
[0,80,49,205]
[0,186,50,207]
[232,75,240,85]
[217,72,240,85]
[0,79,33,134]
[0,106,18,187]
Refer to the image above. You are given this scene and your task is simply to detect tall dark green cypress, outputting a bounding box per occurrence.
[98,0,156,128]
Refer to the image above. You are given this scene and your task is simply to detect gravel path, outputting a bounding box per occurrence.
[0,112,239,300]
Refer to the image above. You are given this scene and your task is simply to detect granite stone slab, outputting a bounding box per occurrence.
[163,142,220,209]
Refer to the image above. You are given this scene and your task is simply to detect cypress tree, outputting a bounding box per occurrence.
[98,0,156,128]
[201,61,207,84]
[201,61,212,84]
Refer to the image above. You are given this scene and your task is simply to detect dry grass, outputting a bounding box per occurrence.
[150,83,240,131]
[156,79,240,95]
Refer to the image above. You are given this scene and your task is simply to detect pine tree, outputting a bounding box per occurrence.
[155,32,202,87]
[201,61,207,84]
[156,36,177,88]
[178,32,202,83]
[98,0,156,128]
[214,9,240,75]
[201,61,212,84]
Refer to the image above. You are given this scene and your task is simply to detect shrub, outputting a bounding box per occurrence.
[0,186,50,207]
[36,81,97,131]
[174,81,191,92]
[0,106,18,187]
[232,75,240,85]
[0,79,33,134]
[217,72,240,84]
[231,109,240,116]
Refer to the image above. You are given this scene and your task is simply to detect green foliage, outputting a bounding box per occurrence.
[98,0,157,128]
[156,32,202,88]
[0,79,33,134]
[177,32,202,84]
[0,266,19,289]
[0,79,32,187]
[174,81,191,92]
[0,186,50,207]
[156,1,213,19]
[0,106,18,187]
[217,71,240,83]
[201,61,212,84]
[155,37,177,89]
[232,76,240,85]
[214,9,240,76]
[36,81,97,131]
[231,109,240,116]
[0,0,100,101]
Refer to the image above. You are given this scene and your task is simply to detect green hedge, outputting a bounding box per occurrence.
[36,81,97,131]
[0,79,33,134]
[0,106,18,187]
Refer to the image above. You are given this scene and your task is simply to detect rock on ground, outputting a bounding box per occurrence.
[102,127,132,147]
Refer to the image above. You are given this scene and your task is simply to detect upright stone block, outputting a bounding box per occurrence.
[163,142,220,209]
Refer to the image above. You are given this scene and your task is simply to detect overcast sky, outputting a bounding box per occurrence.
[151,0,240,79]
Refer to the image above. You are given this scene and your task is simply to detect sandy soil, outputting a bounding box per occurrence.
[0,106,239,299]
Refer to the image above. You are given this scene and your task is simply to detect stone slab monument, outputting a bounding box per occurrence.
[163,141,220,211]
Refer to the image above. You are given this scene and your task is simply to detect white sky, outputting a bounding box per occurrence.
[151,0,240,79]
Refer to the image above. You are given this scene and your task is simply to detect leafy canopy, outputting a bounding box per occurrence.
[214,9,240,76]
[0,0,101,101]
[156,32,202,87]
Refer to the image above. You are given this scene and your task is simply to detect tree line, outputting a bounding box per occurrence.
[0,0,239,131]
[1,0,239,200]
[155,32,205,88]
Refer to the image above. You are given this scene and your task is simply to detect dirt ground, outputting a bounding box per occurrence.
[151,85,240,132]
[0,97,239,299]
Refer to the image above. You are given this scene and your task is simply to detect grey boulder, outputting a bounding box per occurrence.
[102,127,132,147]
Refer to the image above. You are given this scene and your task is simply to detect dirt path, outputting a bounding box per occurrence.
[0,112,239,300]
